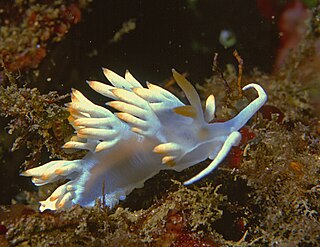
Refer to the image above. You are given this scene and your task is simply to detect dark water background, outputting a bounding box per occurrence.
[39,0,278,92]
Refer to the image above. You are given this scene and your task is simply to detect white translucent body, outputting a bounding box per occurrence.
[22,68,267,211]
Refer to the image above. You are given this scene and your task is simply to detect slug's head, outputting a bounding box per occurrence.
[171,70,267,185]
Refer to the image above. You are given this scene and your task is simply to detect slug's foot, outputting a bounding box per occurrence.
[101,189,127,208]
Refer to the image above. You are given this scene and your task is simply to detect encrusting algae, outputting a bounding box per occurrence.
[4,182,225,246]
[0,69,80,170]
[0,0,91,72]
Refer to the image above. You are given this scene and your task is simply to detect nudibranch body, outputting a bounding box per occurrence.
[22,68,267,212]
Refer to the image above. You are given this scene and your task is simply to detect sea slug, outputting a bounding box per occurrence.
[22,68,267,211]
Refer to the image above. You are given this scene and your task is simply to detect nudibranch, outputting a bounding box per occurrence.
[22,68,267,211]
